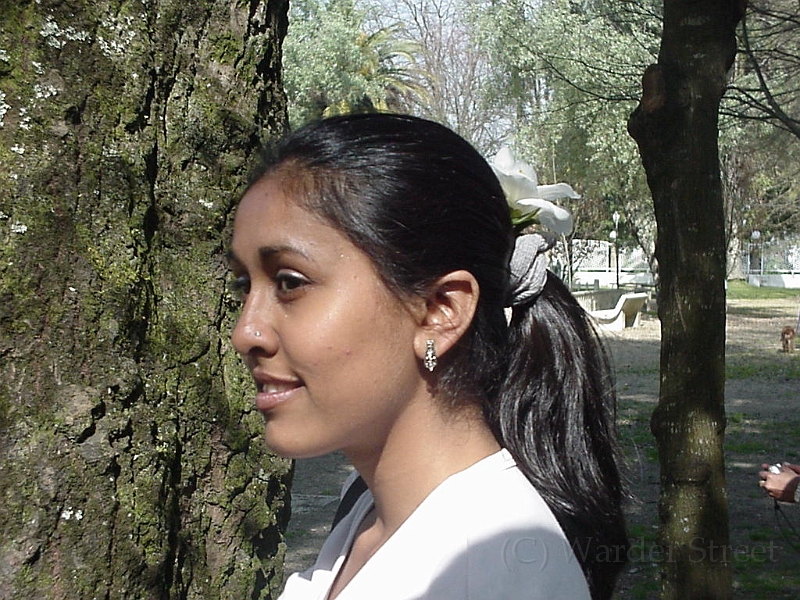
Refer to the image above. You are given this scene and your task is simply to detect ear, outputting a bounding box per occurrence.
[413,270,480,362]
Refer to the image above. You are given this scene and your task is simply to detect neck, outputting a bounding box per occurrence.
[345,397,500,534]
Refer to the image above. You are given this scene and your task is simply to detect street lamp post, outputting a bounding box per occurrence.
[612,211,620,289]
[750,230,761,270]
[750,229,762,285]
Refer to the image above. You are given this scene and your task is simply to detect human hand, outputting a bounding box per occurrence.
[782,462,800,475]
[759,463,800,502]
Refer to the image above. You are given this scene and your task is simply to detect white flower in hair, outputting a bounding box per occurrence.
[491,147,580,235]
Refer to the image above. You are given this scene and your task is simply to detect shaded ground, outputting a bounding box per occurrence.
[610,298,800,598]
[282,296,800,597]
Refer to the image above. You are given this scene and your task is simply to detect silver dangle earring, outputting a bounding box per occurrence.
[424,339,438,372]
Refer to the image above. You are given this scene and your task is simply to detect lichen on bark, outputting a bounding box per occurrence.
[0,1,292,598]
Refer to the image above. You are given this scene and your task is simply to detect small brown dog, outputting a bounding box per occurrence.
[781,326,796,353]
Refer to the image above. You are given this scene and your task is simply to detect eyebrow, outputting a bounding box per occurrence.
[225,245,313,267]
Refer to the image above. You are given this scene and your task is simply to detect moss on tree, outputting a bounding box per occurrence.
[0,1,292,598]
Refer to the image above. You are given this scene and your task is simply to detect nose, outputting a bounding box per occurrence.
[231,296,278,357]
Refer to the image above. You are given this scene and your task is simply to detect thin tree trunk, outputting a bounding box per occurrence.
[0,1,291,598]
[627,1,745,598]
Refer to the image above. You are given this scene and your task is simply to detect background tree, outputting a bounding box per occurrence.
[719,121,800,277]
[366,0,508,151]
[473,0,662,275]
[473,0,799,283]
[723,0,800,256]
[283,0,426,127]
[627,0,745,597]
[727,0,800,138]
[0,1,291,598]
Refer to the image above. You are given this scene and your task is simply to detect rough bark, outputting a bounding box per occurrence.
[627,1,745,598]
[0,1,291,598]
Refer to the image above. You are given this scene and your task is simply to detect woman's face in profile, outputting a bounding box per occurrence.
[228,175,427,459]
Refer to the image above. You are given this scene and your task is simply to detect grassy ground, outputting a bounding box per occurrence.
[611,284,800,598]
[727,280,800,301]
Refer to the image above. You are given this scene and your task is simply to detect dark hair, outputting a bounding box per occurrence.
[252,113,627,599]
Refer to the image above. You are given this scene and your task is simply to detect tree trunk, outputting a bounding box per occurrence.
[627,1,744,598]
[0,1,291,598]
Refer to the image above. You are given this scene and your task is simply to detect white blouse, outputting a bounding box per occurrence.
[279,449,591,600]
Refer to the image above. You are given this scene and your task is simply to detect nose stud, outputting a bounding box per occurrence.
[254,331,262,337]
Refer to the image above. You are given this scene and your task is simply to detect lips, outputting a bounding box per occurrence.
[253,375,301,412]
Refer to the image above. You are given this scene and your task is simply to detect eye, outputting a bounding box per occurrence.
[275,270,310,296]
[230,275,251,300]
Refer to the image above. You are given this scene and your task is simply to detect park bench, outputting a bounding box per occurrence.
[589,292,649,331]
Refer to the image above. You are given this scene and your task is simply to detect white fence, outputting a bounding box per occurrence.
[553,239,655,289]
[742,238,800,288]
[557,238,800,290]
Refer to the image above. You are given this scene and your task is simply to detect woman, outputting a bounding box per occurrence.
[228,114,628,599]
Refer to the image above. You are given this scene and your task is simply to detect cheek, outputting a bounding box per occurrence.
[287,276,413,370]
[326,317,405,374]
[324,294,393,348]
[295,319,369,369]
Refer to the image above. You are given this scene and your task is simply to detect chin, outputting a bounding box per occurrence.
[262,428,336,460]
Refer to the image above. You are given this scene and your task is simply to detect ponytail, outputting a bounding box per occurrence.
[489,273,628,600]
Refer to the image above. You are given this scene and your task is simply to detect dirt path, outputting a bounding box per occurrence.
[608,298,800,597]
[282,297,800,596]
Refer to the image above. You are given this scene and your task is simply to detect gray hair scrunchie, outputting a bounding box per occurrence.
[507,233,556,307]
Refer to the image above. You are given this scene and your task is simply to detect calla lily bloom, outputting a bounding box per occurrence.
[491,147,580,235]
[516,198,574,235]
